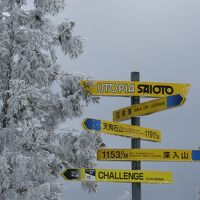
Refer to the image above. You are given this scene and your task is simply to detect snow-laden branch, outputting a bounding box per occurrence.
[0,1,102,199]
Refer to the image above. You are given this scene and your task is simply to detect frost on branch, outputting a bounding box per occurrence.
[0,0,26,9]
[34,0,65,15]
[41,129,105,193]
[60,73,99,107]
[57,20,84,58]
[0,0,101,199]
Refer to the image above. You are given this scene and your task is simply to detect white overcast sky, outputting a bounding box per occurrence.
[50,0,200,200]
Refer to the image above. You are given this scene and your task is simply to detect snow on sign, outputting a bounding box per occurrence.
[113,94,186,122]
[82,118,161,142]
[97,149,200,162]
[61,168,173,184]
[80,80,190,97]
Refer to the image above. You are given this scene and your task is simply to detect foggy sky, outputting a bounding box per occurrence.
[52,1,200,199]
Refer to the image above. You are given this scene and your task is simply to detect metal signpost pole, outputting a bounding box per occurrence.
[131,72,141,200]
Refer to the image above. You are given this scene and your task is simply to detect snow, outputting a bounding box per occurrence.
[0,0,102,199]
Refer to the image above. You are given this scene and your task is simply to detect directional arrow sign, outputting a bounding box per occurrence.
[80,80,190,97]
[97,149,200,162]
[113,94,186,122]
[82,118,161,142]
[61,168,81,181]
[61,168,172,184]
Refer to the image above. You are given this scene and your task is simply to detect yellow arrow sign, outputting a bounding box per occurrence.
[97,149,200,162]
[113,94,186,122]
[82,118,161,142]
[80,80,190,97]
[61,168,172,184]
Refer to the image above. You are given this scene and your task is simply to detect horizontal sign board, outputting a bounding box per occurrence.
[61,168,172,184]
[80,80,190,97]
[82,118,161,142]
[97,149,200,162]
[113,94,186,122]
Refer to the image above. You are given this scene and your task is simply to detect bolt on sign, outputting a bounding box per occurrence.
[97,149,200,162]
[113,94,186,122]
[80,80,190,97]
[81,118,161,142]
[61,168,173,184]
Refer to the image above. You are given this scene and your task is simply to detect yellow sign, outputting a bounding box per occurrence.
[61,168,172,184]
[82,118,161,142]
[97,149,194,162]
[113,94,186,122]
[80,80,190,97]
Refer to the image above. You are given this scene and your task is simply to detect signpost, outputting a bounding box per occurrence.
[131,72,141,200]
[80,80,190,97]
[82,118,161,142]
[97,149,200,162]
[61,75,193,200]
[61,168,173,184]
[113,94,186,122]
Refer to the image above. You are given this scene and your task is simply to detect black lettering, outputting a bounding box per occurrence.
[153,86,161,94]
[104,172,110,178]
[119,172,123,179]
[129,172,134,180]
[149,85,152,93]
[139,173,144,180]
[166,86,174,95]
[98,172,104,179]
[137,84,143,93]
[137,84,174,95]
[129,172,144,180]
[124,172,129,180]
[143,85,149,94]
[110,172,114,179]
[99,171,144,181]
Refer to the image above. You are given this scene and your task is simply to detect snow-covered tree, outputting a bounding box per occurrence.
[0,0,103,199]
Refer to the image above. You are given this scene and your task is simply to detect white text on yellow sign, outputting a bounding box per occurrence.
[80,80,190,97]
